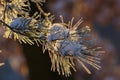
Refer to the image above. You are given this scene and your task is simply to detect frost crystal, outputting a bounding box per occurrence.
[56,40,83,56]
[10,17,31,30]
[48,23,69,41]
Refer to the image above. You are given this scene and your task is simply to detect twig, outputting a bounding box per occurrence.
[36,2,50,17]
[3,1,7,21]
[0,20,38,39]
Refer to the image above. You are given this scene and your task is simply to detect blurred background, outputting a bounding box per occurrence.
[0,0,120,80]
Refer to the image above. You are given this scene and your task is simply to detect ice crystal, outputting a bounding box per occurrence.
[0,0,104,77]
[48,23,69,41]
[10,17,31,29]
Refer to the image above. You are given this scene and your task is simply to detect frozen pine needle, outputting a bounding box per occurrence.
[0,0,104,77]
[0,50,5,66]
